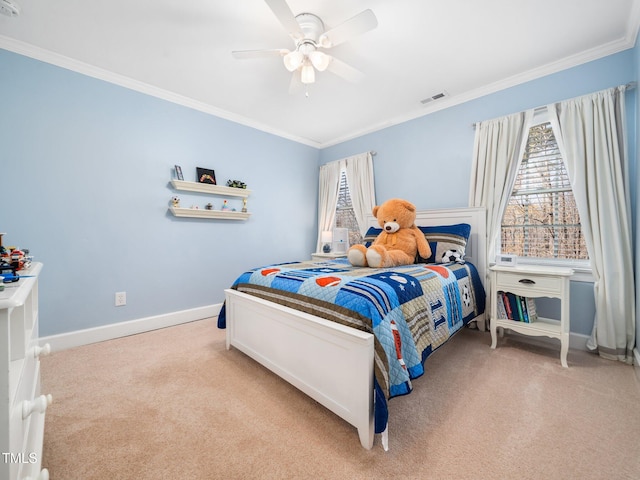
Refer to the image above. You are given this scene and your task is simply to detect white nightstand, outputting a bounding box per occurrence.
[311,252,347,261]
[490,264,573,367]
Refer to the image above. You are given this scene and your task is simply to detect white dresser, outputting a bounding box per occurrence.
[0,263,51,480]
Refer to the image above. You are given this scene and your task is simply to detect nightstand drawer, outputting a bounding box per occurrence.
[495,271,561,295]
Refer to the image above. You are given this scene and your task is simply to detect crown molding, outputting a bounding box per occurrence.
[1,24,637,151]
[321,34,638,148]
[0,36,323,148]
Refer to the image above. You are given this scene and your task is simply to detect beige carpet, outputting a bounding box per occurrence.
[41,318,640,480]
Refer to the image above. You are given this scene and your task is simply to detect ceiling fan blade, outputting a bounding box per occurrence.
[327,58,365,83]
[264,0,304,40]
[319,9,378,48]
[288,71,303,94]
[232,49,289,59]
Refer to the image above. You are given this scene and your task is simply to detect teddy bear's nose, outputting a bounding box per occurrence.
[385,225,392,231]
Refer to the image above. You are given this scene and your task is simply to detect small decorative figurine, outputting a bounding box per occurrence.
[226,179,247,189]
[242,198,248,213]
[170,196,180,207]
[205,203,213,210]
[221,200,230,211]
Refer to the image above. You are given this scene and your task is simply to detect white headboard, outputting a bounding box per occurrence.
[365,207,487,287]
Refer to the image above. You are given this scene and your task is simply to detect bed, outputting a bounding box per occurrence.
[218,207,487,450]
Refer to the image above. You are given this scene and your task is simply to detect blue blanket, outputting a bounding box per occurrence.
[218,258,485,434]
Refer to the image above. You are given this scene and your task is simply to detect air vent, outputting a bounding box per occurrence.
[420,91,448,105]
[0,0,20,17]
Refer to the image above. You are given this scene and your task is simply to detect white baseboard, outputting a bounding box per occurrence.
[40,304,223,352]
[568,331,592,351]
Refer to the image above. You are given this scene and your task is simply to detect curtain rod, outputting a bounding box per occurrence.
[472,82,636,128]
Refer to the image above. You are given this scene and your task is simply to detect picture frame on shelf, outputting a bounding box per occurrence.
[174,165,184,181]
[197,167,216,185]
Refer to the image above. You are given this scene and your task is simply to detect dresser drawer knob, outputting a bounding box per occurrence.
[22,394,53,419]
[32,343,51,358]
[518,278,536,285]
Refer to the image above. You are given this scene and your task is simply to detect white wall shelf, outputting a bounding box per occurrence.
[170,180,251,198]
[169,206,251,220]
[169,179,251,220]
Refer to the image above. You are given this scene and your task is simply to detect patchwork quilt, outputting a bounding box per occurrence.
[218,258,485,434]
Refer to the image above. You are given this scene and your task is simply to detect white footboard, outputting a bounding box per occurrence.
[224,288,375,449]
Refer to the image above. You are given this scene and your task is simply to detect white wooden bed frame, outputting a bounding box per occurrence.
[224,207,486,450]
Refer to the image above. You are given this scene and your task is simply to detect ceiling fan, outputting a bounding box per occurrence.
[232,0,377,89]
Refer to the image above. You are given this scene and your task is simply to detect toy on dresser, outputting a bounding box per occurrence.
[0,234,34,285]
[2,247,32,271]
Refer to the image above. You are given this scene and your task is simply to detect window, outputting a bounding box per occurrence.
[335,169,363,246]
[317,153,375,252]
[500,122,588,261]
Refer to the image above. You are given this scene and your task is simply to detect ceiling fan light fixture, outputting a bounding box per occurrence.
[283,51,304,72]
[300,62,315,84]
[308,51,331,72]
[318,34,332,49]
[232,2,378,91]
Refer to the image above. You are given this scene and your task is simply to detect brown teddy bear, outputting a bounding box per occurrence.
[348,198,432,268]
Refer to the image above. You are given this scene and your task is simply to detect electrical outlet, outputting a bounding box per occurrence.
[115,292,126,306]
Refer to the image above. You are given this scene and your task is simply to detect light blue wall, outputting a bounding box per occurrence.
[0,49,320,336]
[320,50,637,337]
[2,46,637,340]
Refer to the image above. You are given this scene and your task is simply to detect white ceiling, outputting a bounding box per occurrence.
[1,0,639,148]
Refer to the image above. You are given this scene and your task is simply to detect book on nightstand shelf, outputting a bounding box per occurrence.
[526,297,538,322]
[497,291,537,323]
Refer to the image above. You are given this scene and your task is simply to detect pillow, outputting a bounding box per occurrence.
[363,226,382,247]
[362,224,471,264]
[416,223,471,264]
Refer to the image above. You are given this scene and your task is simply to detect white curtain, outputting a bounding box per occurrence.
[468,111,533,302]
[316,152,376,252]
[344,152,376,236]
[549,86,635,363]
[316,160,342,253]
